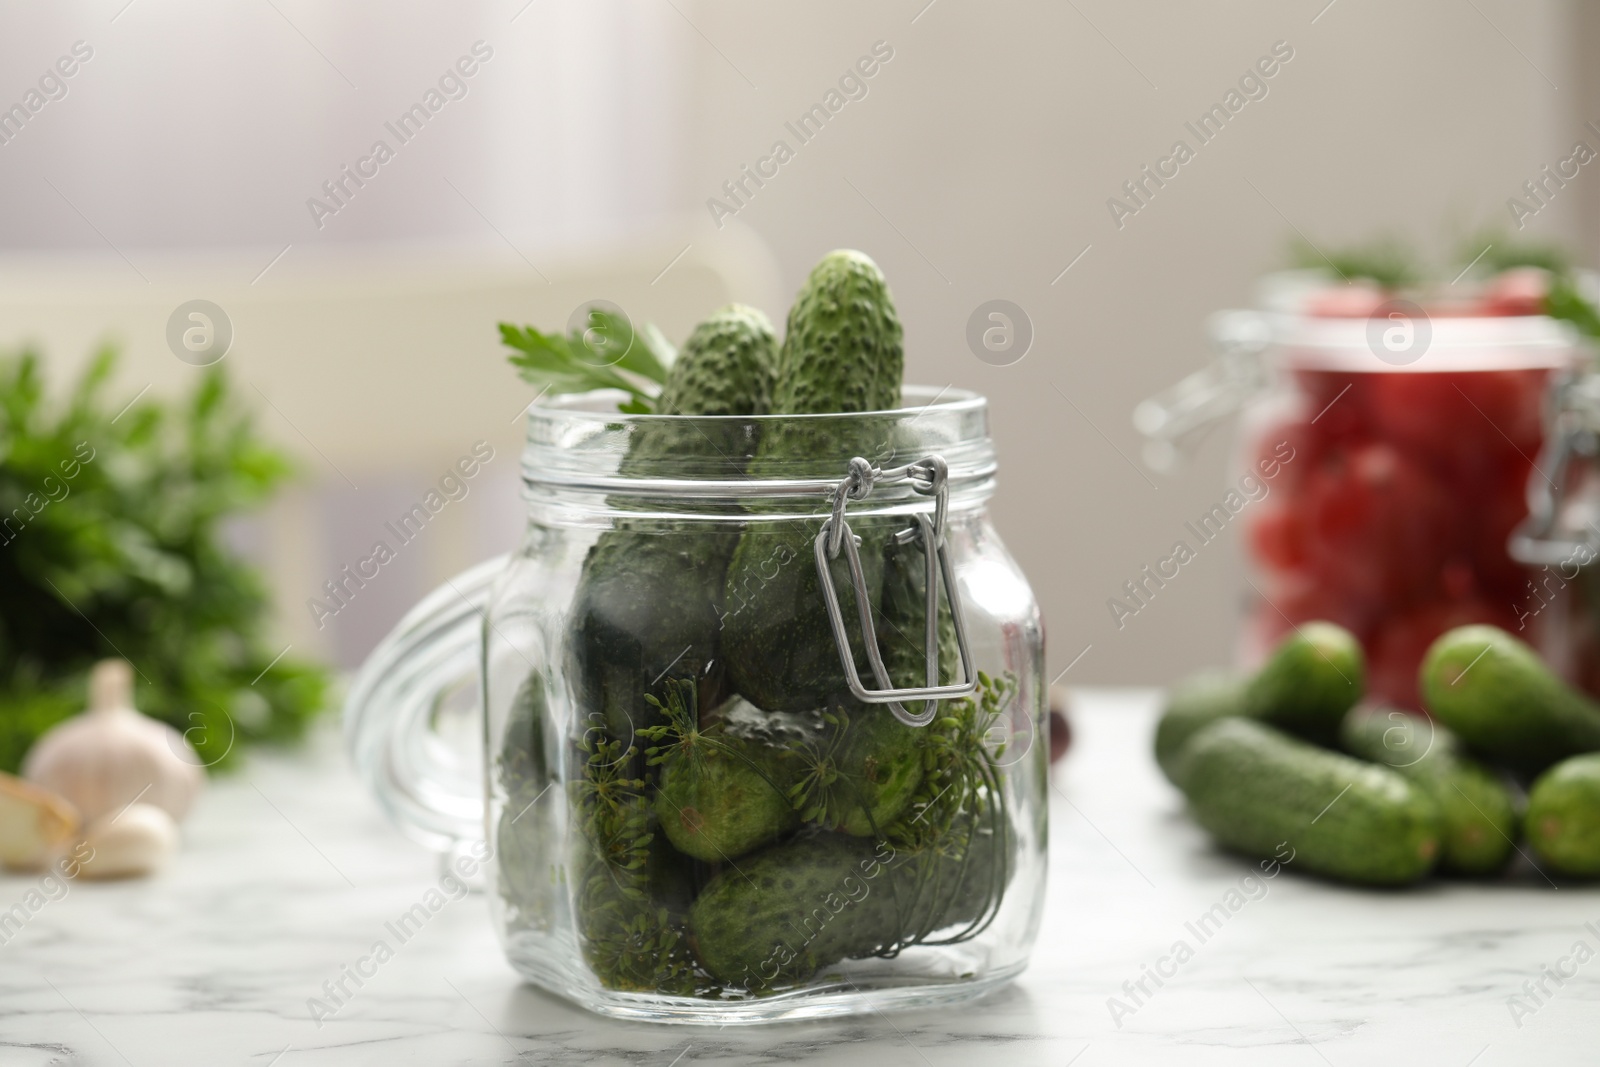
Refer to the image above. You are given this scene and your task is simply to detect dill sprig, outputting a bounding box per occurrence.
[570,728,702,994]
[882,671,1016,949]
[895,670,1016,852]
[784,708,853,827]
[638,678,719,769]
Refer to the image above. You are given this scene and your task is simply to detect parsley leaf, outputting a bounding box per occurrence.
[500,309,674,413]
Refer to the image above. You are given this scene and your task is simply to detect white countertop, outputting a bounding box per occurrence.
[0,689,1593,1065]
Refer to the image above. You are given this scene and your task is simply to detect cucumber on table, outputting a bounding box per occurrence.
[1153,623,1363,785]
[1526,753,1600,877]
[1421,625,1600,774]
[1243,621,1365,745]
[1154,669,1247,785]
[1341,706,1517,876]
[1179,718,1441,885]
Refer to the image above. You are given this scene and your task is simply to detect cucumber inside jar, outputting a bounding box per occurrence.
[559,670,1016,996]
[496,251,1020,998]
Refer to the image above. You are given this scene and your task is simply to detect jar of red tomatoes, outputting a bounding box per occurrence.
[1137,271,1587,709]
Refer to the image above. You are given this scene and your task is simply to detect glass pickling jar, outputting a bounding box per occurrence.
[1136,279,1584,707]
[344,386,1047,1024]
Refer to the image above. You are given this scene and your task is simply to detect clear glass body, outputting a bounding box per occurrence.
[1232,313,1580,706]
[469,386,1046,1023]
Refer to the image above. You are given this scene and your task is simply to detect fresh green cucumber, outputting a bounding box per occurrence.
[654,304,779,417]
[1341,706,1517,875]
[688,818,1007,989]
[569,306,778,740]
[1244,621,1364,745]
[1153,623,1362,784]
[1180,718,1441,885]
[652,734,798,862]
[1154,669,1247,785]
[817,533,961,835]
[1421,625,1600,773]
[1526,753,1600,877]
[723,250,905,712]
[688,834,901,988]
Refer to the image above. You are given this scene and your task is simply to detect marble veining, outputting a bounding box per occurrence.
[0,687,1594,1064]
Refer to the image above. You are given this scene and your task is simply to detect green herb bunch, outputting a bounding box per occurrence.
[570,728,704,994]
[893,670,1016,852]
[883,671,1015,948]
[0,347,329,770]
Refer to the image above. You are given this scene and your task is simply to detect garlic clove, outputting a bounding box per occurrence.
[75,803,179,880]
[0,772,81,871]
[23,659,205,824]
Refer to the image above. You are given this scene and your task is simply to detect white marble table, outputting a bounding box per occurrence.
[0,689,1593,1065]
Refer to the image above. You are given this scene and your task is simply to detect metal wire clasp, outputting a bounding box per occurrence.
[813,455,978,727]
[1510,368,1600,566]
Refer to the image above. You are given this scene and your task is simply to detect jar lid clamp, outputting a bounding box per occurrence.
[814,454,979,727]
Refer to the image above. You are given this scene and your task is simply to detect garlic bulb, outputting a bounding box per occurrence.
[23,659,204,824]
[76,803,178,879]
[0,772,80,871]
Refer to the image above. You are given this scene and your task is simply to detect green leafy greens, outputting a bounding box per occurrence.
[0,346,330,771]
[500,309,675,414]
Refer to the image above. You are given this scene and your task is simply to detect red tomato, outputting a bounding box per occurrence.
[1449,369,1549,458]
[1469,459,1538,599]
[1479,267,1552,317]
[1246,502,1309,574]
[1303,443,1455,607]
[1366,372,1466,466]
[1291,369,1370,446]
[1366,368,1548,473]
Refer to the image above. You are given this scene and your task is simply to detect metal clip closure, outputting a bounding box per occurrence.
[813,454,978,727]
[1511,369,1600,566]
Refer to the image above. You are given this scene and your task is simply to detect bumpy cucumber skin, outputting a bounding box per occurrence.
[724,251,905,712]
[688,822,1008,989]
[1422,625,1600,774]
[831,706,924,836]
[1181,718,1441,885]
[652,738,799,862]
[1154,669,1248,786]
[570,307,778,740]
[719,519,888,713]
[1341,707,1517,876]
[1244,621,1365,745]
[1526,753,1600,877]
[689,834,900,988]
[655,304,778,417]
[773,250,904,415]
[822,535,960,836]
[570,532,733,741]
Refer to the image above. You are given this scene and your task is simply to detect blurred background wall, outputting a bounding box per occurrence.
[0,0,1595,685]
